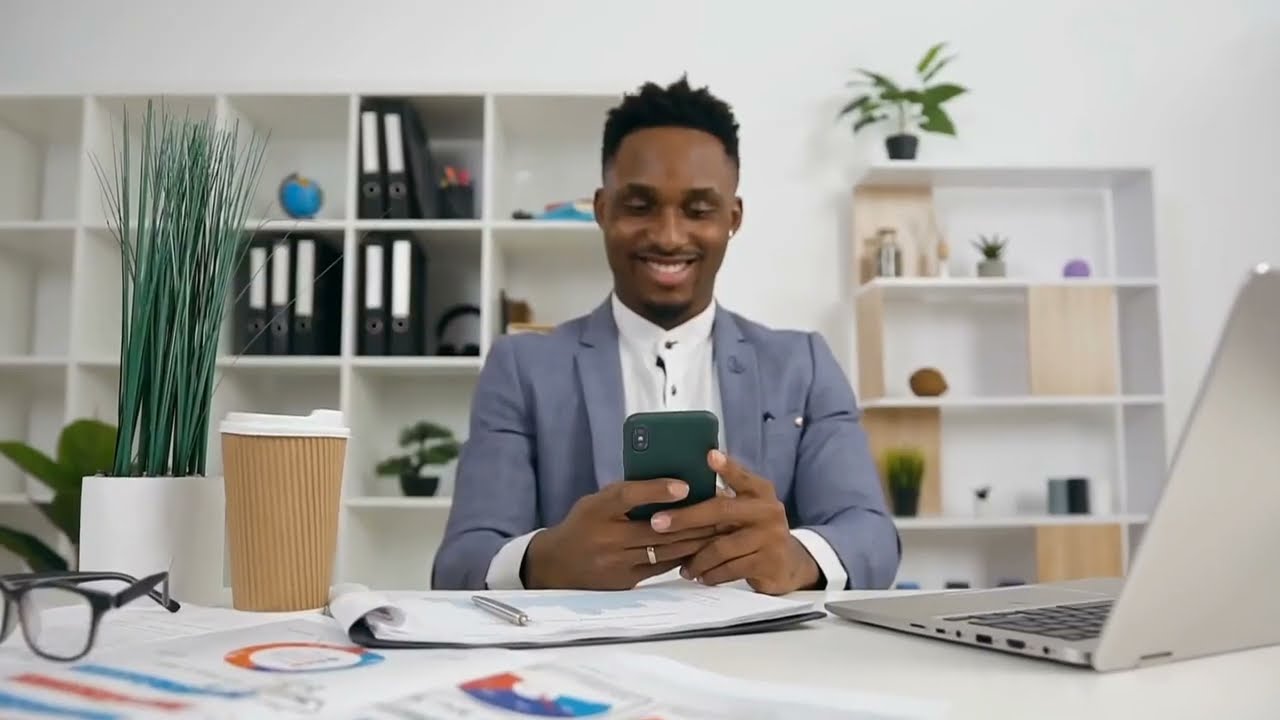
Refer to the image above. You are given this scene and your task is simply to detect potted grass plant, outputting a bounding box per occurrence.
[884,447,925,517]
[79,100,268,602]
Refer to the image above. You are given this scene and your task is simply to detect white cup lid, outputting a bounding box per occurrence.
[219,409,350,438]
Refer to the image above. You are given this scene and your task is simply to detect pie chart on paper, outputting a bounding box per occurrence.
[459,670,614,717]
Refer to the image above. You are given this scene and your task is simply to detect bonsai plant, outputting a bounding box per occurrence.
[0,419,116,571]
[376,420,462,497]
[837,42,969,160]
[884,447,925,517]
[81,98,269,594]
[972,234,1009,277]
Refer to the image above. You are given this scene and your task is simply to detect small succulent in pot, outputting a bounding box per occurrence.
[972,234,1009,277]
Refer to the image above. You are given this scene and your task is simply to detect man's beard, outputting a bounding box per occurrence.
[641,299,693,329]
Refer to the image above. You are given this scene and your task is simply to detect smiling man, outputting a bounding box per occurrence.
[431,76,901,594]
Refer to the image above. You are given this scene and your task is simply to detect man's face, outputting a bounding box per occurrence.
[594,126,742,327]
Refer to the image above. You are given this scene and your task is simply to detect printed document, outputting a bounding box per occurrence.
[326,579,821,647]
[0,614,945,719]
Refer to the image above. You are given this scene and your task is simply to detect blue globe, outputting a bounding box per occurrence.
[279,173,324,219]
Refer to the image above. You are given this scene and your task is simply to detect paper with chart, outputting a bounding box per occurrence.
[327,580,821,646]
[348,651,947,720]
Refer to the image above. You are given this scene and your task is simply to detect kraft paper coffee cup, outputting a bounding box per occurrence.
[220,409,349,612]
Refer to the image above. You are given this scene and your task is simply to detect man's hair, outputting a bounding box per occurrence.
[601,74,740,173]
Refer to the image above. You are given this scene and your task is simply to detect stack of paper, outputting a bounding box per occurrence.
[327,580,826,649]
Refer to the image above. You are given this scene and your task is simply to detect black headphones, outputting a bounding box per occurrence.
[435,304,480,356]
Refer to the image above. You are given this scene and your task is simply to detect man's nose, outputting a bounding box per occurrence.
[650,209,683,249]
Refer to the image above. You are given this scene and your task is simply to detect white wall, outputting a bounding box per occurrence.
[2,0,1278,444]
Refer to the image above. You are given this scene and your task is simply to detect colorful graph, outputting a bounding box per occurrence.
[12,673,189,713]
[459,671,613,717]
[0,688,126,720]
[70,665,252,699]
[224,642,385,673]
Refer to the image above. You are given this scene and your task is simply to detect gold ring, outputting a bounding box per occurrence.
[645,546,657,565]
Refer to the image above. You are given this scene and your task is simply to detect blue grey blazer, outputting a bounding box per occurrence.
[430,299,902,591]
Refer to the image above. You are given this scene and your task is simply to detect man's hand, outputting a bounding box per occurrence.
[522,478,720,590]
[650,450,822,595]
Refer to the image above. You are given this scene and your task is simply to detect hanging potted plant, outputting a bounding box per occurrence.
[884,447,925,517]
[81,100,268,602]
[837,42,969,160]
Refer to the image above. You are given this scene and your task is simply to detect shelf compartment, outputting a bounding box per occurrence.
[72,228,124,359]
[81,95,219,229]
[357,94,484,222]
[489,221,609,340]
[0,225,75,357]
[345,370,475,500]
[223,94,352,223]
[0,97,83,223]
[489,93,614,221]
[352,226,482,358]
[0,367,66,496]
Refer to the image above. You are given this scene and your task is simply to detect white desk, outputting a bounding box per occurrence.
[543,590,1280,720]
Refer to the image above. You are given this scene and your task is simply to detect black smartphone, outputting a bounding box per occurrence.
[622,410,719,521]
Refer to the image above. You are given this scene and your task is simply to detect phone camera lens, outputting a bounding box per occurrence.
[632,426,648,451]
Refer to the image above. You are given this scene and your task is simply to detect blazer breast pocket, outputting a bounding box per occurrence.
[763,410,804,480]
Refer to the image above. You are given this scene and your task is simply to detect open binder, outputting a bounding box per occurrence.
[327,581,826,650]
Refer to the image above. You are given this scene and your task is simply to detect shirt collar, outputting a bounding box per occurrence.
[610,293,716,354]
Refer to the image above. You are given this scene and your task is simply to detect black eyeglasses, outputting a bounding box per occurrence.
[0,570,182,662]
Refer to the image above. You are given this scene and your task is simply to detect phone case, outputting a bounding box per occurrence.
[622,410,719,521]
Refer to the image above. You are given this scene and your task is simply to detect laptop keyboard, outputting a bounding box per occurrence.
[943,600,1113,642]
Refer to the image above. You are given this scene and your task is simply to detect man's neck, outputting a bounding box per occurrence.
[615,293,712,331]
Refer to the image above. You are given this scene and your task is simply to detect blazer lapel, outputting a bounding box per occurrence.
[576,299,626,489]
[714,307,764,475]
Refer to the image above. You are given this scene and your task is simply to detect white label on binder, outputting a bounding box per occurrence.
[360,111,379,173]
[296,240,315,316]
[391,239,410,318]
[249,247,267,309]
[271,241,290,307]
[384,112,405,173]
[365,245,383,309]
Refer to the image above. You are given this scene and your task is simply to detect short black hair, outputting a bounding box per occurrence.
[601,74,740,173]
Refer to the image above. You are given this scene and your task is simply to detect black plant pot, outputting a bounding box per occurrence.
[890,485,920,517]
[885,133,919,160]
[400,473,440,497]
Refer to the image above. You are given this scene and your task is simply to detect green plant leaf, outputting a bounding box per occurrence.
[919,105,957,135]
[836,95,874,118]
[375,456,411,476]
[852,113,887,133]
[419,442,460,466]
[0,526,68,572]
[916,42,946,75]
[0,442,76,493]
[855,69,900,93]
[921,55,955,83]
[57,418,117,482]
[922,83,967,106]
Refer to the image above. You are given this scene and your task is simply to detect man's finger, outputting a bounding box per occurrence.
[598,478,688,516]
[680,528,759,580]
[621,523,720,549]
[635,537,716,567]
[707,450,772,497]
[650,495,770,534]
[695,554,759,587]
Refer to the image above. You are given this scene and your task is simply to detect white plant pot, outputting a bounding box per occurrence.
[78,474,226,605]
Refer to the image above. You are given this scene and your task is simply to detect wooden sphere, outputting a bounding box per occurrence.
[909,367,948,397]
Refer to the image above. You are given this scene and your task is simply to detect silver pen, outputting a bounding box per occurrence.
[471,595,531,626]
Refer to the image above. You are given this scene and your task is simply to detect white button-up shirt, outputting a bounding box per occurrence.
[484,294,847,590]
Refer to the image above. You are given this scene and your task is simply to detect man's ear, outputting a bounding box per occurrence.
[593,187,606,228]
[730,196,744,237]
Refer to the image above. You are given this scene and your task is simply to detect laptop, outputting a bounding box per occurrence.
[826,263,1280,671]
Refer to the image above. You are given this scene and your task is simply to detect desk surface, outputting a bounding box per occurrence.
[545,590,1280,720]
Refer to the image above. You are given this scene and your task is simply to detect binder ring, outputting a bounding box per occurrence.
[645,546,657,565]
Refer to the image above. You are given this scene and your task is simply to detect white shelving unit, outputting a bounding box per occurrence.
[848,162,1169,590]
[0,91,620,587]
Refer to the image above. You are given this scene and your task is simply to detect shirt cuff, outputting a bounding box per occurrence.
[484,529,544,590]
[790,528,848,591]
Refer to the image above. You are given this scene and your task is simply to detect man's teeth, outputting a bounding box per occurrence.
[646,260,691,274]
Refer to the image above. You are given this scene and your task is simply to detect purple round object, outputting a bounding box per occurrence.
[1063,259,1091,277]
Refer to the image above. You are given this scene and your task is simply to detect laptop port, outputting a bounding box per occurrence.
[976,634,992,645]
[1006,639,1026,650]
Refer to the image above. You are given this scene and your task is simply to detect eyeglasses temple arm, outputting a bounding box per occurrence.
[116,572,181,613]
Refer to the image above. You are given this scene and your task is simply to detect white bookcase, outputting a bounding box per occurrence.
[846,163,1169,590]
[0,91,619,587]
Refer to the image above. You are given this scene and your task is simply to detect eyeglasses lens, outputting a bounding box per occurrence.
[19,586,93,660]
